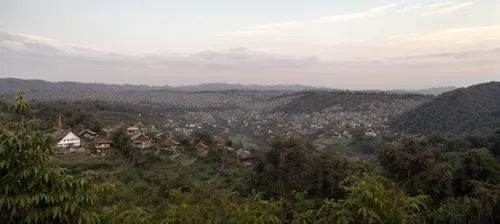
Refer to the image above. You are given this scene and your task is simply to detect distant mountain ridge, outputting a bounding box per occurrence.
[0,77,454,95]
[0,78,165,94]
[175,83,331,92]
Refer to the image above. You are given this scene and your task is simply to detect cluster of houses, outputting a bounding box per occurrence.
[163,135,254,167]
[51,123,254,167]
[52,128,112,153]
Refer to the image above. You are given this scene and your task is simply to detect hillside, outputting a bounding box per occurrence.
[392,81,500,134]
[272,91,432,114]
[391,86,457,95]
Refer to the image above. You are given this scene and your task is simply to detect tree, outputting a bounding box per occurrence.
[110,128,136,162]
[453,148,500,195]
[425,132,449,148]
[0,118,114,223]
[193,130,213,146]
[306,150,353,199]
[249,135,310,199]
[379,137,453,200]
[8,91,32,126]
[297,174,430,224]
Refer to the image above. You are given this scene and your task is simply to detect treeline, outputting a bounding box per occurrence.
[0,98,149,132]
[392,81,500,134]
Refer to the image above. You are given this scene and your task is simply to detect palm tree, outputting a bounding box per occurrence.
[8,91,32,126]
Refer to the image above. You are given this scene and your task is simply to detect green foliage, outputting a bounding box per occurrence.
[379,137,453,199]
[0,119,115,223]
[393,82,500,134]
[435,181,500,224]
[250,135,310,199]
[453,148,500,195]
[296,174,429,224]
[306,150,353,199]
[425,132,449,148]
[8,91,32,126]
[110,128,136,162]
[25,99,146,132]
[273,90,430,114]
[4,90,500,223]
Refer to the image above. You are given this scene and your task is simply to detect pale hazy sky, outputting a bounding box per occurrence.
[0,0,499,89]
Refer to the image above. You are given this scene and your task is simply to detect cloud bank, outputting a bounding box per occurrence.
[0,28,498,90]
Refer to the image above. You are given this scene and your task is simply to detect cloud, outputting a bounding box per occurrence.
[428,1,457,9]
[216,29,281,37]
[396,26,500,47]
[320,3,399,22]
[217,21,303,37]
[422,1,475,15]
[248,21,304,30]
[0,30,498,89]
[396,4,423,13]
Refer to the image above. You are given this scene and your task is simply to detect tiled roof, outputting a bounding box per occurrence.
[130,132,149,141]
[94,135,112,144]
[52,128,80,141]
[78,129,97,136]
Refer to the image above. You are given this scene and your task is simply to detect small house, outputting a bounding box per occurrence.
[164,139,180,149]
[94,135,112,151]
[52,128,82,148]
[195,141,209,155]
[79,129,98,141]
[130,132,151,149]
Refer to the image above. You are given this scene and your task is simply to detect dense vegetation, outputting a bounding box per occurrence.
[2,91,500,223]
[0,99,150,132]
[393,81,500,135]
[272,91,431,113]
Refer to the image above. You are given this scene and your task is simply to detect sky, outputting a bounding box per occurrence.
[0,0,499,89]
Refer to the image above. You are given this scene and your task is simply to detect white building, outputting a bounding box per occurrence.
[52,129,81,148]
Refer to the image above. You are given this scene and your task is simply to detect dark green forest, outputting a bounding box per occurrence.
[392,81,500,135]
[2,91,500,223]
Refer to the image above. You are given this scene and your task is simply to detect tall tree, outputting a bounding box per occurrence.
[250,135,310,199]
[8,91,32,126]
[110,128,136,162]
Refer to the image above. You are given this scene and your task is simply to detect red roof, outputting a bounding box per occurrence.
[196,141,208,148]
[164,139,180,146]
[130,133,150,142]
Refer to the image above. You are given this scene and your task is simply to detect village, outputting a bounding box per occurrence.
[51,115,255,169]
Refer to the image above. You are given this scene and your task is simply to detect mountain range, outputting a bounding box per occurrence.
[0,78,455,95]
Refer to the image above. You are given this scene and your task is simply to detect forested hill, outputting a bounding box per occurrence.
[271,91,432,114]
[392,81,500,135]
